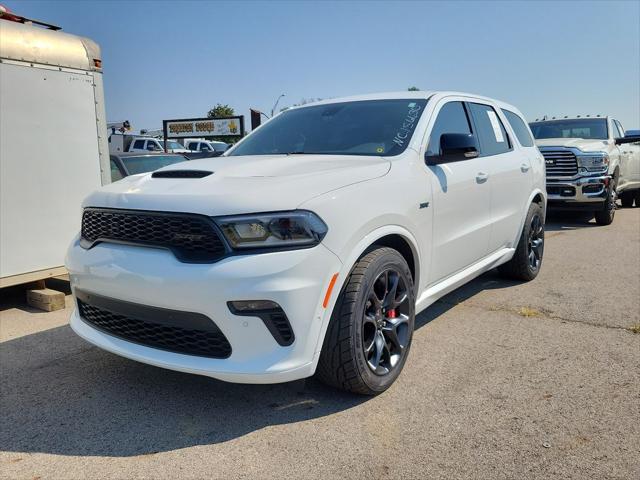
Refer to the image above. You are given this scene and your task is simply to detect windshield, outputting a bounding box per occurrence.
[529,119,608,140]
[166,141,184,150]
[229,99,428,157]
[122,155,187,175]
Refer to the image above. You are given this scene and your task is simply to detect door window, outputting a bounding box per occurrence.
[426,101,472,157]
[468,103,511,156]
[502,110,534,147]
[110,159,124,181]
[132,139,145,150]
[613,120,625,138]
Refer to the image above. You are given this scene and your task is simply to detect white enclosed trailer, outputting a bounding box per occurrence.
[0,15,110,287]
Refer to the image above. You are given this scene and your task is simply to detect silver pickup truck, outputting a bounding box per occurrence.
[529,116,640,225]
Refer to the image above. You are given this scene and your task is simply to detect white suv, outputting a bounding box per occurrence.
[66,92,546,394]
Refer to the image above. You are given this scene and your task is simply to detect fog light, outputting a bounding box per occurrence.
[228,300,279,312]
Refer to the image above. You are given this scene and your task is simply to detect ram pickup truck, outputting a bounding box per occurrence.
[66,91,546,394]
[529,117,640,223]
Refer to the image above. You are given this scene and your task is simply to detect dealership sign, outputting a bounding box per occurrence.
[163,116,245,138]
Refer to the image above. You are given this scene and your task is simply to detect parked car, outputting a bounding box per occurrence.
[529,116,640,222]
[109,152,189,181]
[163,139,191,154]
[67,91,546,395]
[185,139,229,154]
[108,134,165,154]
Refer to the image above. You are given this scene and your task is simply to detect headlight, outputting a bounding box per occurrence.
[215,210,328,250]
[578,152,609,171]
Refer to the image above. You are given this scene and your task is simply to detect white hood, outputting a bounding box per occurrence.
[83,154,391,216]
[535,138,611,152]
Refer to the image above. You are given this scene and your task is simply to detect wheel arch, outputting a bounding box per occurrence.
[312,225,422,359]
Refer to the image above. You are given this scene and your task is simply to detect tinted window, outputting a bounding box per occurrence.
[200,144,212,152]
[468,103,511,156]
[230,99,428,157]
[426,101,472,157]
[110,159,123,181]
[503,110,534,147]
[121,155,187,175]
[132,139,145,149]
[529,119,608,140]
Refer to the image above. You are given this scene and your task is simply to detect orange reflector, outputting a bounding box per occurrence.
[323,273,339,308]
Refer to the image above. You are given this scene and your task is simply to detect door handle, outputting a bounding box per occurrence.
[520,163,530,172]
[476,172,489,183]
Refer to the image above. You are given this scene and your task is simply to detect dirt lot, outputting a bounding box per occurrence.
[1,209,639,480]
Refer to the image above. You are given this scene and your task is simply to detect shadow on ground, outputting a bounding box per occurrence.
[0,270,518,458]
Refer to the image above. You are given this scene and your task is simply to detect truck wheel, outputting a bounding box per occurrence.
[498,202,544,281]
[620,191,634,208]
[595,178,617,225]
[316,247,415,395]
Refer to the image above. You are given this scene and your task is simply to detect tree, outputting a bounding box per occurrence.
[207,104,235,118]
[407,86,420,91]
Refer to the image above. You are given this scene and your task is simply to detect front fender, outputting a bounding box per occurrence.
[312,224,421,358]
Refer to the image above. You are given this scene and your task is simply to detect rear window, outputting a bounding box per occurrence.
[503,110,534,147]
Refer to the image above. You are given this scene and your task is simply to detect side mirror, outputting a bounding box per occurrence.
[426,133,479,165]
[615,135,640,145]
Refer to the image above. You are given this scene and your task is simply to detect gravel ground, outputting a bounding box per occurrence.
[1,208,639,480]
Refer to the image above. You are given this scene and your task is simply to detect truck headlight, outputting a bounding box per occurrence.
[215,210,328,250]
[578,152,609,171]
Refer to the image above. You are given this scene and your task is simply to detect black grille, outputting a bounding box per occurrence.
[76,290,231,359]
[269,312,294,345]
[541,148,578,178]
[81,208,227,263]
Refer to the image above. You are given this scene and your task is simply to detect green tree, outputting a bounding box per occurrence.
[207,104,235,118]
[407,86,420,91]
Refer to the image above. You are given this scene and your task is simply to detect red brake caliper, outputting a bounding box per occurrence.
[387,308,397,319]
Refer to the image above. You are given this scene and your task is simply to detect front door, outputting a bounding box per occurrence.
[425,100,492,285]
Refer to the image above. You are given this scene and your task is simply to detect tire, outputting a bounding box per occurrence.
[316,247,415,395]
[498,202,544,281]
[620,191,634,208]
[595,177,617,226]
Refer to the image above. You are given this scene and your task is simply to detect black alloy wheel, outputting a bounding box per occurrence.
[362,269,411,375]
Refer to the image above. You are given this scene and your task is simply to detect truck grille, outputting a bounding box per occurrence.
[541,148,578,178]
[81,208,227,263]
[76,290,232,359]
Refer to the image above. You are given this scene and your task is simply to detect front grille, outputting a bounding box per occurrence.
[76,290,232,359]
[81,208,227,263]
[541,148,578,178]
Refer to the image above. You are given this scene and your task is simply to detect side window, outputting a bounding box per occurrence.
[201,144,212,152]
[146,141,161,151]
[502,110,534,147]
[186,142,195,150]
[468,103,511,156]
[426,101,472,157]
[110,159,123,181]
[613,120,624,138]
[132,139,145,150]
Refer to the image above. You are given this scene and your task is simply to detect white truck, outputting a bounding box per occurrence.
[0,9,109,287]
[529,116,640,223]
[108,134,164,154]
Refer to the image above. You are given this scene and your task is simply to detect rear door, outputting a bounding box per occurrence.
[468,102,531,252]
[425,100,492,284]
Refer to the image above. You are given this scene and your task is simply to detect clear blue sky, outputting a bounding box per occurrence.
[7,0,640,132]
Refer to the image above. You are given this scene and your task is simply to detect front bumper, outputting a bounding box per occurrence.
[546,173,610,207]
[66,236,342,383]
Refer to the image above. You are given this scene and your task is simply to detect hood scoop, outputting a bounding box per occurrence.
[152,170,213,179]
